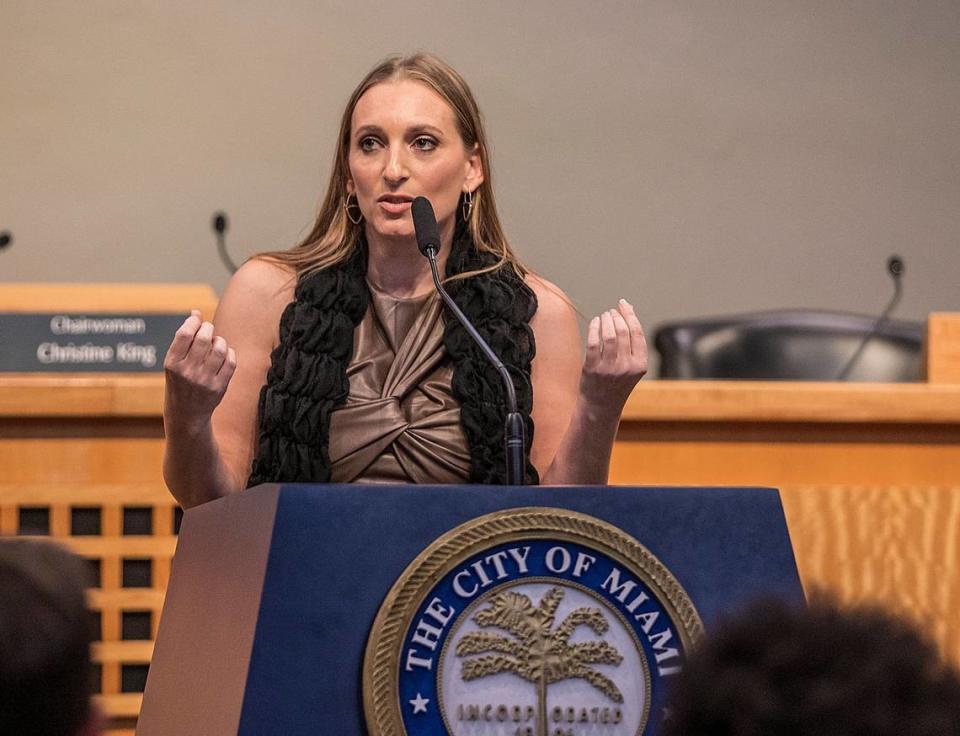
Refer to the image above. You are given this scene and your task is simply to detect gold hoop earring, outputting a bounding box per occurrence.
[344,193,363,225]
[461,189,475,221]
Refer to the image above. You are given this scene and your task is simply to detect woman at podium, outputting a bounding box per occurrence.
[162,53,647,508]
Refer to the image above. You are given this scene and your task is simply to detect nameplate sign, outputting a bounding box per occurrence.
[0,312,186,372]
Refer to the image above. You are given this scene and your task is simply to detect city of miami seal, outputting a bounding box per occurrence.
[363,508,703,736]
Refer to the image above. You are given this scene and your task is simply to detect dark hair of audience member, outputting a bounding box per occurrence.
[0,538,97,736]
[662,595,960,736]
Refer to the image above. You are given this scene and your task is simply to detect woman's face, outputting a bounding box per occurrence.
[346,79,483,244]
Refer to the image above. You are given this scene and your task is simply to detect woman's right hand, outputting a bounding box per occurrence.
[163,309,238,426]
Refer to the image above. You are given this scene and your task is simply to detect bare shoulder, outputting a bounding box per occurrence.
[525,273,577,328]
[222,257,296,306]
[214,257,297,345]
[217,258,295,317]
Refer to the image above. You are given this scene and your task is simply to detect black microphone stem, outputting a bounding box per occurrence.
[836,266,902,381]
[216,232,238,274]
[424,248,526,485]
[212,212,238,274]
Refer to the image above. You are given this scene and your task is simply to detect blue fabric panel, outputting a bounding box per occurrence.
[237,484,802,735]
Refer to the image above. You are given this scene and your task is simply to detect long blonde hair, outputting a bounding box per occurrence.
[259,53,527,282]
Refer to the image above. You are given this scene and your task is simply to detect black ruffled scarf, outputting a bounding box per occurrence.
[247,223,539,486]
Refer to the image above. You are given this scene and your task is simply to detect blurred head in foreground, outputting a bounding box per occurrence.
[662,596,960,736]
[0,538,99,736]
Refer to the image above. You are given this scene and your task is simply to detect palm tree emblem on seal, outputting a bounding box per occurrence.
[455,586,623,736]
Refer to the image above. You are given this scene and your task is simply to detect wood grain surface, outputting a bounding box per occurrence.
[927,313,960,384]
[780,485,960,665]
[0,283,217,314]
[621,380,960,423]
[0,375,165,417]
[4,375,960,421]
[1,371,958,734]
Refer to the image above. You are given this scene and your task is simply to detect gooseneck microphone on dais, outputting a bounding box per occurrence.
[836,254,905,381]
[411,196,526,485]
[211,212,238,274]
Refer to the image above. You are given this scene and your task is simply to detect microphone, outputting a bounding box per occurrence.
[411,200,441,257]
[411,197,526,485]
[836,254,904,381]
[0,231,12,251]
[211,211,238,273]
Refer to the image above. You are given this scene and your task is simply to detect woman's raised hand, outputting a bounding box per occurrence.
[163,310,238,425]
[580,299,648,411]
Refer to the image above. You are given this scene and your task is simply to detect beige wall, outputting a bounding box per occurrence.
[3,1,958,371]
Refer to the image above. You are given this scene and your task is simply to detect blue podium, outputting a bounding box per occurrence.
[138,484,803,736]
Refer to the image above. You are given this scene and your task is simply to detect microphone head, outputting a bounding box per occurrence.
[411,197,441,257]
[212,212,228,235]
[887,254,904,278]
[0,231,11,250]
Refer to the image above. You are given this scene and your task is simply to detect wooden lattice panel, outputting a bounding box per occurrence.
[0,484,178,734]
[0,284,215,734]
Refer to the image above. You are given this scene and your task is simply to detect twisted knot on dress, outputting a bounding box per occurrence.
[328,287,471,483]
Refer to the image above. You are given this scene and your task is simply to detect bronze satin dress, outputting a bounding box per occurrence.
[327,284,472,484]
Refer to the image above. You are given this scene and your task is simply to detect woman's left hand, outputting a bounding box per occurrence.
[580,299,648,412]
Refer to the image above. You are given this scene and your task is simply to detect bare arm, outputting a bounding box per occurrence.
[161,308,238,508]
[528,277,647,485]
[162,259,294,508]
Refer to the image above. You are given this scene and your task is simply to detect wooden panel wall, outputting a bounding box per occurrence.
[779,485,960,659]
[0,482,176,736]
[2,373,959,734]
[610,380,960,665]
[0,407,173,736]
[0,283,212,735]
